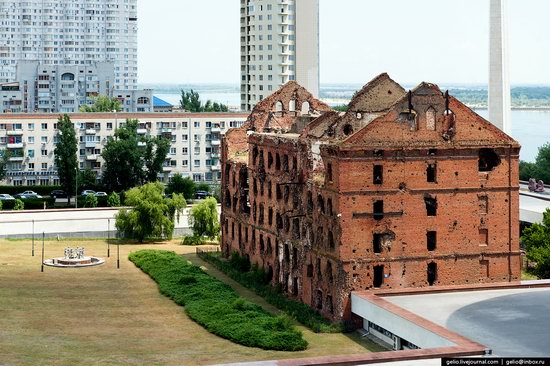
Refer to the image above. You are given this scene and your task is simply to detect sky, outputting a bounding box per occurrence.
[138,0,550,86]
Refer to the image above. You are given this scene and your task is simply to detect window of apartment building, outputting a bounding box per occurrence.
[41,163,48,170]
[182,134,188,141]
[182,121,188,129]
[194,146,200,155]
[194,121,200,128]
[205,159,212,167]
[194,134,200,141]
[13,123,22,130]
[27,149,34,158]
[41,123,47,130]
[170,160,177,167]
[182,147,188,155]
[41,136,47,143]
[28,136,34,144]
[28,123,34,130]
[205,121,212,128]
[373,165,383,184]
[427,231,437,251]
[205,134,212,141]
[193,173,202,182]
[194,160,200,167]
[80,149,85,156]
[182,160,188,167]
[41,150,48,156]
[170,147,176,155]
[28,163,35,170]
[373,200,384,221]
[171,135,176,143]
[427,164,437,183]
[107,122,113,130]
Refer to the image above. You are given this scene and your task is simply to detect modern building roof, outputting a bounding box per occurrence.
[153,96,173,108]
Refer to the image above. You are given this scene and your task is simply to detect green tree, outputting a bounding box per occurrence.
[189,197,219,240]
[107,192,121,207]
[519,161,538,181]
[0,200,2,211]
[84,193,98,208]
[0,149,10,181]
[79,168,97,191]
[102,119,168,191]
[333,105,349,112]
[54,114,78,205]
[13,199,24,211]
[166,173,196,200]
[116,182,186,242]
[522,209,550,279]
[80,95,122,113]
[533,143,550,183]
[179,89,228,112]
[195,183,211,193]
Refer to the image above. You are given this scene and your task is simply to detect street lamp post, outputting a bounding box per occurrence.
[75,166,78,209]
[40,232,45,273]
[107,219,111,257]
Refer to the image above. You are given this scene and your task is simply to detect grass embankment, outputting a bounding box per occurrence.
[198,251,344,333]
[129,250,307,351]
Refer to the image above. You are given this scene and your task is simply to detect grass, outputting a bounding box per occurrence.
[198,251,345,333]
[0,239,382,365]
[129,250,307,351]
[522,269,539,280]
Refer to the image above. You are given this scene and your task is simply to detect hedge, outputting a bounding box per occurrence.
[198,251,346,334]
[1,197,55,210]
[129,250,307,351]
[0,185,62,197]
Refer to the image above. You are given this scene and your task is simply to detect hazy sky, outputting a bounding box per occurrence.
[138,0,550,86]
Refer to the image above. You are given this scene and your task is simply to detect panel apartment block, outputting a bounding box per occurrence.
[0,0,138,90]
[240,0,319,111]
[221,75,521,322]
[0,113,247,186]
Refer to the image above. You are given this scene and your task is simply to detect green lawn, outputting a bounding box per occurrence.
[0,239,382,365]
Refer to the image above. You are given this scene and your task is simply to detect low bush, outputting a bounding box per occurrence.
[13,199,24,211]
[181,236,206,246]
[107,192,121,207]
[129,250,307,351]
[84,193,98,208]
[199,251,345,334]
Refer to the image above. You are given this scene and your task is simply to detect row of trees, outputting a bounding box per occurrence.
[179,89,229,112]
[519,143,550,183]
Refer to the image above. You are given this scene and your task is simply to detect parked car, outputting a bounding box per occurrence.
[14,191,42,199]
[81,190,96,196]
[50,190,67,199]
[194,191,211,200]
[94,192,108,197]
[0,194,15,201]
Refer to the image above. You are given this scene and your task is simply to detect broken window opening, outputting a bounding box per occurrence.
[326,261,333,284]
[260,180,265,196]
[427,231,437,251]
[307,263,314,277]
[252,146,259,166]
[293,247,298,268]
[327,163,333,182]
[307,191,313,214]
[373,265,384,288]
[275,153,281,170]
[373,232,395,254]
[426,107,437,131]
[253,179,258,197]
[328,230,335,249]
[231,222,235,240]
[238,224,242,245]
[292,156,298,173]
[327,198,333,216]
[224,189,231,208]
[224,163,231,185]
[427,164,437,183]
[276,185,282,200]
[258,204,265,225]
[343,124,354,136]
[315,290,323,310]
[267,266,274,282]
[275,101,283,112]
[259,235,265,254]
[292,187,300,209]
[318,195,325,214]
[374,149,384,158]
[316,257,322,278]
[268,152,273,169]
[427,262,437,286]
[276,213,283,230]
[285,215,290,233]
[258,150,264,169]
[268,208,273,226]
[267,181,272,199]
[479,148,501,172]
[373,165,383,185]
[292,277,299,296]
[301,101,310,115]
[326,295,334,314]
[373,200,384,221]
[284,244,290,263]
[293,218,301,240]
[283,154,289,172]
[284,185,290,203]
[398,110,418,130]
[424,196,437,216]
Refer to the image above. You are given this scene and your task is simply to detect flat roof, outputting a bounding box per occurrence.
[385,287,550,357]
[0,112,248,120]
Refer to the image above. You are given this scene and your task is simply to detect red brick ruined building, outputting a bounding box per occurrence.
[220,74,521,322]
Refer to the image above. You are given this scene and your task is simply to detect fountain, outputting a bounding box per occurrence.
[43,247,105,268]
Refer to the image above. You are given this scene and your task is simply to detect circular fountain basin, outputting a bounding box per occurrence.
[43,256,105,268]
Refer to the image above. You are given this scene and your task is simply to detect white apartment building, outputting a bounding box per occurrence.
[240,0,320,111]
[0,113,247,187]
[0,0,138,90]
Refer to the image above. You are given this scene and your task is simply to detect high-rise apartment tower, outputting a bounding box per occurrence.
[240,0,320,111]
[0,0,138,90]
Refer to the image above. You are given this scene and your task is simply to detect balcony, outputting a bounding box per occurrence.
[211,139,221,146]
[85,142,97,148]
[86,154,98,161]
[211,152,220,159]
[9,156,24,162]
[160,128,173,134]
[211,164,221,171]
[7,143,24,149]
[137,141,146,147]
[211,127,221,133]
[85,129,97,135]
[7,130,23,136]
[137,128,148,134]
[162,166,172,172]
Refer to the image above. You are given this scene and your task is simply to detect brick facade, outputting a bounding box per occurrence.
[221,74,521,322]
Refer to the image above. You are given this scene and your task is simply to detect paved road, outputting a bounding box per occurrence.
[387,288,550,357]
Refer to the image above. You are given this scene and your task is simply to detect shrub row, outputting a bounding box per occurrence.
[0,185,62,196]
[198,251,345,334]
[129,250,307,351]
[1,197,55,210]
